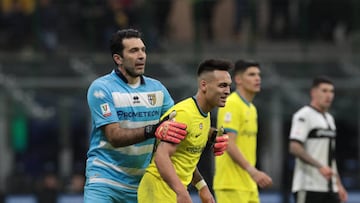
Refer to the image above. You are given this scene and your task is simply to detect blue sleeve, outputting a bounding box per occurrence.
[87,80,119,128]
[160,84,174,115]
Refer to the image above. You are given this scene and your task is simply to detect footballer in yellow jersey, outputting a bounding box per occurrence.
[213,60,272,203]
[138,59,232,203]
[214,92,258,192]
[138,97,210,202]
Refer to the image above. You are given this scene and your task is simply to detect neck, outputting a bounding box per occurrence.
[126,76,140,85]
[310,102,327,113]
[237,88,255,102]
[194,93,212,113]
[118,67,140,84]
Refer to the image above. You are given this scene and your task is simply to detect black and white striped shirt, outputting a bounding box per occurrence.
[289,105,339,192]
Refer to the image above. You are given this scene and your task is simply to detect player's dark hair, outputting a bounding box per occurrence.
[312,75,333,88]
[234,59,260,74]
[110,28,143,57]
[197,59,233,77]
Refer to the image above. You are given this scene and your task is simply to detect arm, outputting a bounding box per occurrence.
[335,173,348,202]
[102,123,148,147]
[289,140,333,180]
[227,132,272,188]
[191,168,215,203]
[102,114,187,147]
[155,142,192,203]
[333,161,348,202]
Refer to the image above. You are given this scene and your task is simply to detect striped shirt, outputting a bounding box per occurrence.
[289,105,339,192]
[86,69,173,191]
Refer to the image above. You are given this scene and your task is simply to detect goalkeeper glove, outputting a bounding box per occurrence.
[144,111,187,144]
[211,127,229,156]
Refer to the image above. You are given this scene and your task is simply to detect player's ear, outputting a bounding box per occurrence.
[234,74,242,85]
[310,87,316,98]
[199,79,207,92]
[113,54,123,66]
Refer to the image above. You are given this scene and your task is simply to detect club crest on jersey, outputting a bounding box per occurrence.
[100,103,111,117]
[147,94,156,106]
[224,112,232,123]
[199,123,203,129]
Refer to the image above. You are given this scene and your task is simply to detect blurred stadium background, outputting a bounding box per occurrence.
[1,0,360,202]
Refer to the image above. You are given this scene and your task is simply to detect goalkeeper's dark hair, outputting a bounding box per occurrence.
[234,59,260,75]
[110,28,143,57]
[197,59,233,77]
[312,75,333,88]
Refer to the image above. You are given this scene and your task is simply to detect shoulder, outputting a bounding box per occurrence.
[172,98,198,114]
[227,92,239,101]
[89,73,116,89]
[293,106,312,117]
[174,98,194,109]
[143,76,166,88]
[163,98,194,121]
[222,93,240,107]
[87,73,120,99]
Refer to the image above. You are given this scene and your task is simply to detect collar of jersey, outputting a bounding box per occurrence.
[191,96,208,117]
[236,91,251,107]
[114,68,145,85]
[308,105,326,115]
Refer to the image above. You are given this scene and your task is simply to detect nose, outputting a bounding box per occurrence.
[138,50,146,59]
[225,86,231,95]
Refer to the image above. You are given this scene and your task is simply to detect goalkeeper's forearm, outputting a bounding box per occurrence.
[102,123,152,147]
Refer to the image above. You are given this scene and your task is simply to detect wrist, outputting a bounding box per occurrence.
[144,125,156,139]
[316,164,324,169]
[195,179,207,191]
[246,166,257,176]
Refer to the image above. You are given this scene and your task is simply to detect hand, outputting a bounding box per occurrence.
[144,111,187,144]
[155,120,187,143]
[337,184,348,202]
[213,135,229,156]
[247,167,273,188]
[198,187,215,203]
[318,166,333,180]
[176,190,192,203]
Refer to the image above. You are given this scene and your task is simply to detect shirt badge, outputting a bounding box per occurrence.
[147,93,156,106]
[224,112,232,123]
[100,103,111,117]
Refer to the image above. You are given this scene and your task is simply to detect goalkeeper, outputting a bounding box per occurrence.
[138,59,232,203]
[84,28,188,203]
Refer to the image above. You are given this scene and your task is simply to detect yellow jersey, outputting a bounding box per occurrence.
[138,97,210,202]
[213,91,258,191]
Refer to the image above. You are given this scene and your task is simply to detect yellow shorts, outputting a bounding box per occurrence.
[138,172,177,203]
[215,189,260,203]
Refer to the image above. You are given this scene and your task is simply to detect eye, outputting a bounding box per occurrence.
[219,83,229,88]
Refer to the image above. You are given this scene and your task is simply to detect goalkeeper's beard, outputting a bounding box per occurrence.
[124,65,144,78]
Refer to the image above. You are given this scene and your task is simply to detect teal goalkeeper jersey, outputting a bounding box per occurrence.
[86,70,174,191]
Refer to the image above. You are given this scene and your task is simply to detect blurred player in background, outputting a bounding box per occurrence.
[138,59,232,203]
[84,28,187,203]
[289,76,348,203]
[213,59,272,203]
